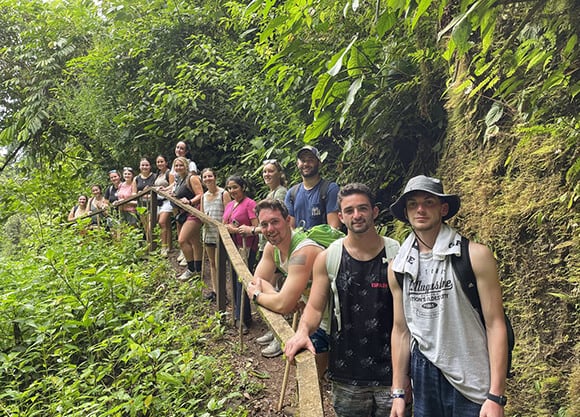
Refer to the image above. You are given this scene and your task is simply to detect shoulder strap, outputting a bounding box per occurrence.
[326,238,345,332]
[288,184,300,206]
[451,236,483,320]
[318,179,330,219]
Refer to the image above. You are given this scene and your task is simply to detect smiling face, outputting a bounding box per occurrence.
[338,193,377,234]
[77,195,88,207]
[173,158,187,176]
[91,186,102,196]
[175,142,187,157]
[226,180,245,202]
[123,169,134,182]
[297,153,320,179]
[156,156,168,171]
[202,170,216,188]
[262,163,281,188]
[139,159,151,174]
[109,172,121,185]
[258,208,291,247]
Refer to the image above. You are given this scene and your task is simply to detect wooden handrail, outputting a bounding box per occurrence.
[72,187,324,417]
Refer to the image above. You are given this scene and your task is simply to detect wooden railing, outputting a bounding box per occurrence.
[75,188,324,417]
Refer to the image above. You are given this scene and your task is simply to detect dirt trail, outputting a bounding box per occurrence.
[170,249,334,416]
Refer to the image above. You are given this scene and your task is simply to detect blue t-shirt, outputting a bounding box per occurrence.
[284,179,339,230]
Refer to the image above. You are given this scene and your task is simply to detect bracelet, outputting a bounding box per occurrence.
[391,388,405,399]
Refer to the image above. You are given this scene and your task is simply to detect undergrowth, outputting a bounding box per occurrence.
[0,221,260,416]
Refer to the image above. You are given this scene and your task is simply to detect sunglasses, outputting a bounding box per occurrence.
[108,169,118,174]
[123,167,134,172]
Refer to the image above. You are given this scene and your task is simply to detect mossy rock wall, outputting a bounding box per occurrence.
[439,96,579,416]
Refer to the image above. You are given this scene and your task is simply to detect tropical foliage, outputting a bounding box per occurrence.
[0,0,577,415]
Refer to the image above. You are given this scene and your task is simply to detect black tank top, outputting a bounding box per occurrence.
[328,245,394,386]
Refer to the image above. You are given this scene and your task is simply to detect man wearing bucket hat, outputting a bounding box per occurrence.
[388,175,508,417]
[284,145,341,230]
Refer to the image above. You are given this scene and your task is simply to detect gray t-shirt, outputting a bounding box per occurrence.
[402,252,490,404]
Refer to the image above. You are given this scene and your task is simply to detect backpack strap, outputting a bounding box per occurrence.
[326,236,398,332]
[451,236,484,321]
[326,238,345,332]
[318,178,330,220]
[288,184,300,207]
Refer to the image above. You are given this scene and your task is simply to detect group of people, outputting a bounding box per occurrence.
[69,142,509,417]
[243,148,509,417]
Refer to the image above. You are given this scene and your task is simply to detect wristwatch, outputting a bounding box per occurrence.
[252,290,261,304]
[487,392,508,406]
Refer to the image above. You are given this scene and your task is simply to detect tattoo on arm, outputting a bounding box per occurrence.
[288,254,307,266]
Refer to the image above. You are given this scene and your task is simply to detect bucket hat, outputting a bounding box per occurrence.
[297,145,321,161]
[390,175,460,223]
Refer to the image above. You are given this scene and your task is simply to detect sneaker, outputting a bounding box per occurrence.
[256,331,274,346]
[261,339,282,358]
[177,269,195,281]
[176,251,185,262]
[160,247,169,257]
[179,258,188,266]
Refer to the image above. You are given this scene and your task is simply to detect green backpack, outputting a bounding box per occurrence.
[273,224,345,272]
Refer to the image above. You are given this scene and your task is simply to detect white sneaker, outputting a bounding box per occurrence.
[256,331,274,346]
[160,247,168,257]
[176,251,185,262]
[177,269,195,281]
[261,339,282,358]
[179,258,188,266]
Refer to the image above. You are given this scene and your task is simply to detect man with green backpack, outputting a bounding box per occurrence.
[285,183,409,417]
[247,198,333,365]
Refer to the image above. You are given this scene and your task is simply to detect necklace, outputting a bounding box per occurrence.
[414,233,433,250]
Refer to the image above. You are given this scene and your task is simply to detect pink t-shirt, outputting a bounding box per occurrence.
[117,182,136,213]
[223,197,258,251]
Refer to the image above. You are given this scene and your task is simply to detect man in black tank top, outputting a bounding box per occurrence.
[285,183,410,417]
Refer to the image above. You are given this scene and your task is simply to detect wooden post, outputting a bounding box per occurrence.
[216,239,227,312]
[149,190,158,252]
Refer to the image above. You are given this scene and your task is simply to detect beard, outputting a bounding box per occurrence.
[299,164,319,178]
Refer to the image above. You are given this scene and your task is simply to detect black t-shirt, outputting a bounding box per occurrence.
[328,246,394,386]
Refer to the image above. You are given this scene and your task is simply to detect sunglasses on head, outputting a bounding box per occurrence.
[108,169,118,174]
[123,167,133,172]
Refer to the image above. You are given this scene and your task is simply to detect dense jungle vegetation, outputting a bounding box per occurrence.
[0,0,578,415]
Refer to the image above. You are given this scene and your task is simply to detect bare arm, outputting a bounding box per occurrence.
[326,211,341,229]
[187,175,203,206]
[251,243,278,286]
[388,264,412,417]
[471,242,507,417]
[249,245,321,315]
[284,250,330,362]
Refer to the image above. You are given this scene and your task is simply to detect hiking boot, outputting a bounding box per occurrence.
[261,339,282,358]
[177,269,195,281]
[256,331,274,346]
